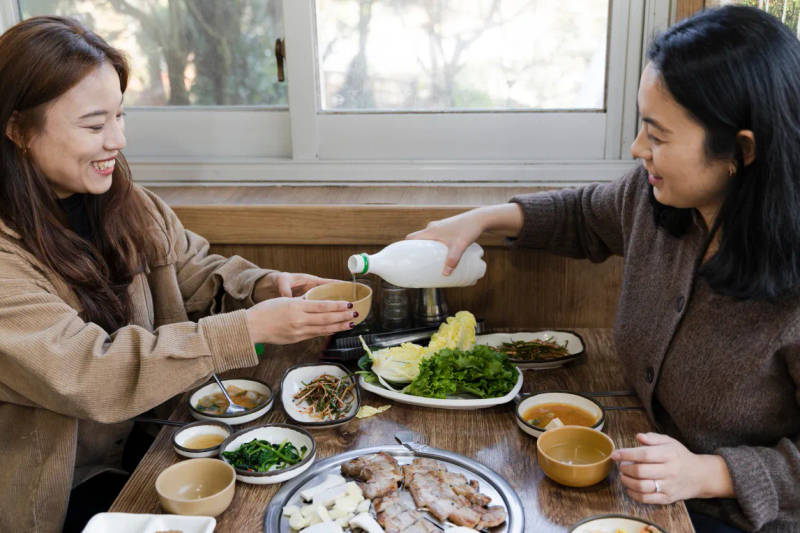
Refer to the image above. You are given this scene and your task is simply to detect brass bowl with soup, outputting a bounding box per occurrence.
[304,281,372,326]
[515,391,605,438]
[536,425,615,487]
[155,458,235,516]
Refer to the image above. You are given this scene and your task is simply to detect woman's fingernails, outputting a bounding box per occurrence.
[349,322,355,328]
[347,302,354,309]
[353,311,359,318]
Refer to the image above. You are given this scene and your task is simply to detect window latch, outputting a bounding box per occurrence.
[275,38,285,82]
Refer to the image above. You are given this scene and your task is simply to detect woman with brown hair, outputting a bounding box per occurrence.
[0,16,357,533]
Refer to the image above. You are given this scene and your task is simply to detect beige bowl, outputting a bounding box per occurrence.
[304,281,372,326]
[537,425,615,487]
[155,458,235,516]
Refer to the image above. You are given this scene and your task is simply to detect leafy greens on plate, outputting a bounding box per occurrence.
[221,439,307,472]
[403,345,519,399]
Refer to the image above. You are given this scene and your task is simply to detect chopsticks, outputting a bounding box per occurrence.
[579,390,636,397]
[603,405,645,411]
[133,416,188,427]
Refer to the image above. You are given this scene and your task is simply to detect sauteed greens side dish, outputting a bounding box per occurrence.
[293,373,356,421]
[404,345,518,399]
[497,338,569,361]
[222,439,307,472]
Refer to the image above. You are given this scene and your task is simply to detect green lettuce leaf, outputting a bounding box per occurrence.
[403,345,518,399]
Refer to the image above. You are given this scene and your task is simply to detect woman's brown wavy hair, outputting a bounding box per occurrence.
[0,16,159,331]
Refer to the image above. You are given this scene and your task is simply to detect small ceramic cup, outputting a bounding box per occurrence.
[304,281,372,326]
[536,425,615,488]
[155,458,235,516]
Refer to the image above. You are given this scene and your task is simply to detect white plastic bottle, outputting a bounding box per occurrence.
[347,240,486,288]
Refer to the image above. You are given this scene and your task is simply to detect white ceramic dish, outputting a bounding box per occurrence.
[358,368,523,410]
[515,391,605,438]
[476,330,585,369]
[172,420,233,458]
[281,363,360,428]
[219,424,316,485]
[570,514,666,533]
[188,377,273,425]
[81,513,215,533]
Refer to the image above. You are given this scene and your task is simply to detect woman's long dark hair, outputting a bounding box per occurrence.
[647,5,800,302]
[0,16,159,331]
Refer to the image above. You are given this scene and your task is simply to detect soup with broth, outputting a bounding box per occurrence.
[524,402,597,428]
[184,433,227,450]
[195,385,267,415]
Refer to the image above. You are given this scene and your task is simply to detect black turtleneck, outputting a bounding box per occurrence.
[58,193,95,242]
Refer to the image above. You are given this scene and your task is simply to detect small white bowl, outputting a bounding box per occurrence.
[280,363,361,429]
[570,514,666,533]
[188,378,273,426]
[219,424,316,485]
[515,391,605,438]
[172,420,233,458]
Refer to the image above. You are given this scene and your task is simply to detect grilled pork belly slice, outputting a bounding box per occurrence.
[340,451,403,499]
[373,492,439,533]
[402,458,506,529]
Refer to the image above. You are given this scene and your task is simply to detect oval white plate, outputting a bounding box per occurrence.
[219,424,316,485]
[570,514,666,533]
[81,513,215,533]
[188,378,273,426]
[280,363,360,428]
[476,330,584,369]
[358,369,522,410]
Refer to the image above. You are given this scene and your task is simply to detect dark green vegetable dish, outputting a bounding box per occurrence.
[221,438,307,472]
[496,338,569,361]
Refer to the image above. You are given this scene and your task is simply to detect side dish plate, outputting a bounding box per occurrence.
[358,369,523,410]
[476,330,585,369]
[570,513,667,533]
[81,513,215,533]
[264,444,524,533]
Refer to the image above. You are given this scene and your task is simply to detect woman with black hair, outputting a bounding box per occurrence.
[409,6,800,532]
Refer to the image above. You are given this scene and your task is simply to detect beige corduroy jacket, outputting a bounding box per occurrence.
[0,187,272,532]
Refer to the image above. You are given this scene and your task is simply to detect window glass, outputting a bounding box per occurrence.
[731,0,800,32]
[19,0,287,107]
[316,0,609,111]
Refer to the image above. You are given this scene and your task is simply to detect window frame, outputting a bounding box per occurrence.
[0,0,675,185]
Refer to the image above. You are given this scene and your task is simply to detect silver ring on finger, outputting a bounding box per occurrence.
[654,479,661,493]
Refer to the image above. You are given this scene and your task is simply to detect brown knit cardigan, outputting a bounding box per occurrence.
[510,166,800,532]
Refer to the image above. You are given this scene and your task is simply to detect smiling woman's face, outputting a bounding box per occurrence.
[26,61,126,199]
[631,62,733,227]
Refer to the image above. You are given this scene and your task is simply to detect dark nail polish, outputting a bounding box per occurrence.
[349,322,355,328]
[347,302,354,309]
[353,311,359,318]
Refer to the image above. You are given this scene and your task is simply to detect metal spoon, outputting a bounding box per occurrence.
[211,373,247,415]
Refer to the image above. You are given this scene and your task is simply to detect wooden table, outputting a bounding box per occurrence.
[110,328,694,532]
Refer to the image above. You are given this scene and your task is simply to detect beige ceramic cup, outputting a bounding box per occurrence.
[536,425,615,487]
[155,458,235,516]
[304,281,372,326]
